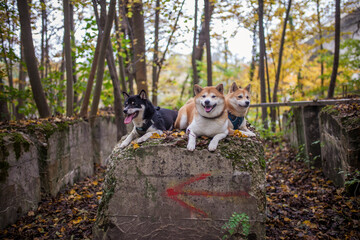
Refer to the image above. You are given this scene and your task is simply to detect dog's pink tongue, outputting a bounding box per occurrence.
[205,106,212,113]
[124,113,135,124]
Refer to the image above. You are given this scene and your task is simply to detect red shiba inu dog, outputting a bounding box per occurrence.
[174,84,228,151]
[225,82,255,137]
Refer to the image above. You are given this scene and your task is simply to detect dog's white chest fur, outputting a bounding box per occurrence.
[188,115,228,137]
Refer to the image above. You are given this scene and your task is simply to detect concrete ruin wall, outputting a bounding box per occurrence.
[283,106,322,166]
[319,107,360,187]
[0,117,118,229]
[0,133,40,229]
[93,136,266,240]
[283,104,360,189]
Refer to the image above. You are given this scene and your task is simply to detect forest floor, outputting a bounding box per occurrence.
[0,139,359,240]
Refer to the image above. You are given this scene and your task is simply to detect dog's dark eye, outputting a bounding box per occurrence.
[202,95,206,98]
[211,95,216,98]
[246,96,249,99]
[238,95,243,99]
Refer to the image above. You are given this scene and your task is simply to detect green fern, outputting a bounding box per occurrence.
[222,212,250,239]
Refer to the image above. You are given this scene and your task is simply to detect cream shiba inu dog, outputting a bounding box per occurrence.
[225,82,255,137]
[174,84,228,151]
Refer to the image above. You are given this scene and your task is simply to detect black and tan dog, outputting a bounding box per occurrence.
[119,90,178,148]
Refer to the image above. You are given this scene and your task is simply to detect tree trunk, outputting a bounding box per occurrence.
[96,0,127,139]
[17,34,25,120]
[327,0,340,99]
[114,11,127,93]
[70,2,78,110]
[204,0,212,86]
[271,0,291,131]
[80,0,103,118]
[249,21,257,82]
[63,0,74,116]
[192,0,199,87]
[194,3,214,62]
[79,35,101,117]
[121,1,135,95]
[272,0,291,103]
[316,0,325,97]
[132,0,147,93]
[0,77,10,121]
[151,0,160,105]
[90,0,115,122]
[17,0,51,118]
[40,0,46,80]
[258,0,268,129]
[0,10,15,117]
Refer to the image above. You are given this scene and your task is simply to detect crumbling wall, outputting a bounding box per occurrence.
[0,117,118,229]
[93,136,266,240]
[283,106,322,166]
[0,133,40,229]
[320,106,360,187]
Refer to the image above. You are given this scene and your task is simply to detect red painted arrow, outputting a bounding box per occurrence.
[166,173,250,217]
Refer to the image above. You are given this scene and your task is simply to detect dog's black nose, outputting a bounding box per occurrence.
[205,100,210,105]
[245,101,250,106]
[123,109,128,114]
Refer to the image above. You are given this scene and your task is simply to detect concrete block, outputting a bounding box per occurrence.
[0,133,40,229]
[41,121,94,196]
[91,117,118,166]
[94,137,266,239]
[320,107,360,187]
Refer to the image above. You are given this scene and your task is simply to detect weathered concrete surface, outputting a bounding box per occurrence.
[0,117,118,229]
[283,106,323,166]
[0,133,40,229]
[94,136,266,239]
[41,121,94,196]
[320,106,360,187]
[91,117,118,166]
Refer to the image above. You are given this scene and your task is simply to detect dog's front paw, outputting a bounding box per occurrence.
[242,131,256,137]
[137,137,147,144]
[208,141,218,152]
[187,142,196,151]
[119,142,128,149]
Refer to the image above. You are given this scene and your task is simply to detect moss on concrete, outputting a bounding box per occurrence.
[11,132,30,160]
[0,160,10,183]
[0,133,9,161]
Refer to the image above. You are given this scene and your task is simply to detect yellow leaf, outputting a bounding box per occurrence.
[179,131,185,136]
[69,189,76,195]
[72,217,82,224]
[150,133,161,139]
[92,180,98,186]
[132,142,139,149]
[96,191,103,196]
[284,217,291,222]
[294,194,298,198]
[303,220,317,229]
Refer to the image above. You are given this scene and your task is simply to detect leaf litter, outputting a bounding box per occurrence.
[0,127,359,239]
[0,165,106,240]
[266,140,360,240]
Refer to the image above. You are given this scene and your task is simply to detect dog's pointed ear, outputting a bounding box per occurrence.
[229,82,238,93]
[122,92,129,100]
[245,84,251,93]
[139,90,147,100]
[194,84,203,95]
[216,84,224,94]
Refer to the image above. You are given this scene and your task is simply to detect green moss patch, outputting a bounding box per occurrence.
[0,160,10,182]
